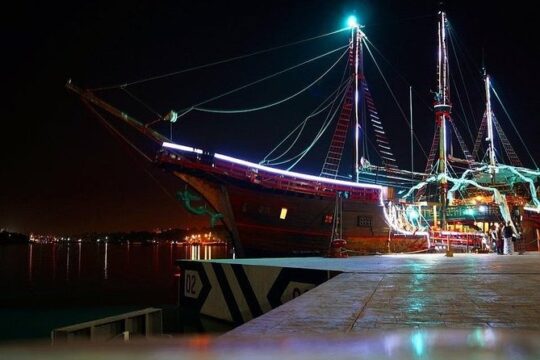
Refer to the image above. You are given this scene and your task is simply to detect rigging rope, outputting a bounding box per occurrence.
[363,13,437,28]
[362,39,428,159]
[446,23,483,95]
[261,80,349,165]
[261,60,350,165]
[267,86,347,169]
[285,86,349,170]
[191,47,349,114]
[449,77,475,145]
[81,101,185,207]
[121,87,163,119]
[491,85,538,169]
[447,29,478,137]
[174,45,348,117]
[90,28,350,91]
[362,37,433,113]
[267,81,350,167]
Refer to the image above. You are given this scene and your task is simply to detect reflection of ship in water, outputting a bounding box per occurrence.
[67,11,540,257]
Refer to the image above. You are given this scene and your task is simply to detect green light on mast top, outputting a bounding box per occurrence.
[347,15,358,28]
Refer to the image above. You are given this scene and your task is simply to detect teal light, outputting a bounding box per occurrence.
[464,208,476,216]
[407,207,419,221]
[411,331,425,357]
[347,15,358,28]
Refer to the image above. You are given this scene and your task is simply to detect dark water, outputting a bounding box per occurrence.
[0,242,233,341]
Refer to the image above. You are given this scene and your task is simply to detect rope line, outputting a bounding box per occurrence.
[491,85,538,169]
[448,29,479,134]
[90,27,349,91]
[82,101,183,206]
[267,82,350,167]
[450,76,475,145]
[362,37,433,113]
[286,85,349,170]
[261,62,351,165]
[363,39,428,159]
[261,81,349,165]
[192,47,349,114]
[121,87,163,118]
[262,83,349,169]
[174,45,348,117]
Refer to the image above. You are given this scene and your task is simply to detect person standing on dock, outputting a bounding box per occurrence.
[496,223,504,255]
[489,224,498,253]
[503,221,514,255]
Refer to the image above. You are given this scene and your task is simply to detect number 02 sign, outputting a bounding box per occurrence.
[184,270,201,299]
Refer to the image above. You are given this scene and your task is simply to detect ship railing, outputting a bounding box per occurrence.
[157,149,382,202]
[429,230,487,250]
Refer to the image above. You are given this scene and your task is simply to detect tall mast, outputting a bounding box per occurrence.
[410,86,414,178]
[320,16,368,181]
[434,11,452,230]
[484,73,497,170]
[352,23,363,182]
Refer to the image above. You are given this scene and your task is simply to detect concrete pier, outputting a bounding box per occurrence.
[223,253,540,337]
[2,254,540,359]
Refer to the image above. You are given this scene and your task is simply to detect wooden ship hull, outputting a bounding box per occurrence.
[158,145,427,257]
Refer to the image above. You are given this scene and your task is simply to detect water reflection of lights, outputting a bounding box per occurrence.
[28,243,33,282]
[186,244,217,260]
[66,244,70,281]
[52,242,56,280]
[409,263,426,313]
[411,330,426,357]
[204,245,213,260]
[190,245,200,260]
[347,329,524,358]
[78,241,82,277]
[104,242,108,280]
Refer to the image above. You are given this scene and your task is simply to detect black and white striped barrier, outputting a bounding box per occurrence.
[178,260,338,324]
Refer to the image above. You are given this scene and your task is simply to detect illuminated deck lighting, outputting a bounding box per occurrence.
[162,142,383,190]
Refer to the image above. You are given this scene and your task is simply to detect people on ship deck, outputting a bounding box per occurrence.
[503,221,514,255]
[489,224,498,253]
[496,222,504,255]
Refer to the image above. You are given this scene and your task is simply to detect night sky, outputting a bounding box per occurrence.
[2,0,538,234]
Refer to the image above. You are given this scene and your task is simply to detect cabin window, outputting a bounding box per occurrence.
[357,215,372,227]
[323,214,333,224]
[280,208,288,220]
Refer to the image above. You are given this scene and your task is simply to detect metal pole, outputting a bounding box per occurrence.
[410,86,414,179]
[354,26,360,182]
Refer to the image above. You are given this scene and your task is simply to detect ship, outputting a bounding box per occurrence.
[66,12,540,257]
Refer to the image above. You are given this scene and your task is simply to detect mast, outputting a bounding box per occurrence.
[352,23,362,182]
[484,73,497,171]
[410,86,414,178]
[434,11,452,230]
[321,17,382,180]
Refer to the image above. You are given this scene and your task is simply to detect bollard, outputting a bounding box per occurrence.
[328,239,348,258]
